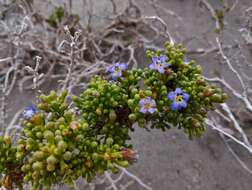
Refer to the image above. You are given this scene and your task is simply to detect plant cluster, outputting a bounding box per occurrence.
[0,136,23,189]
[16,90,132,190]
[0,43,226,189]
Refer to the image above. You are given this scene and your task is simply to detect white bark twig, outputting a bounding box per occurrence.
[221,103,252,148]
[105,172,118,190]
[143,16,175,45]
[115,165,153,190]
[219,133,252,175]
[216,37,248,98]
[200,0,220,31]
[6,109,23,136]
[206,119,252,154]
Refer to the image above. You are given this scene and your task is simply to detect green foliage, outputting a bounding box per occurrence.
[74,43,226,138]
[46,6,80,29]
[0,136,18,173]
[73,77,131,146]
[214,1,231,33]
[0,42,226,189]
[46,6,65,28]
[0,136,23,189]
[17,90,128,189]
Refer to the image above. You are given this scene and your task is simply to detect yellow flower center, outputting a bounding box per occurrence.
[115,66,120,72]
[175,95,183,103]
[144,103,151,110]
[156,60,163,68]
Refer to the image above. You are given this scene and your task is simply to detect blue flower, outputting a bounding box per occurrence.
[149,55,170,73]
[23,105,38,120]
[184,56,190,65]
[167,88,189,111]
[107,63,127,80]
[139,96,156,114]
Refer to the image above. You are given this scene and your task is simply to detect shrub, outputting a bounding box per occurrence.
[1,43,226,189]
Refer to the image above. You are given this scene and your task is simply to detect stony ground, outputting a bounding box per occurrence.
[3,0,252,189]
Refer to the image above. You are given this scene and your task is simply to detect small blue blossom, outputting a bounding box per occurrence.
[184,56,190,65]
[139,96,156,114]
[23,105,38,120]
[149,55,170,73]
[107,63,127,80]
[167,88,189,111]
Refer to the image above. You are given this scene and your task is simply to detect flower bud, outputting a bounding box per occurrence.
[32,171,40,180]
[138,118,146,128]
[17,144,25,152]
[32,161,43,171]
[33,151,45,160]
[116,160,129,167]
[57,140,67,152]
[222,93,228,100]
[49,90,57,100]
[47,155,58,165]
[91,141,98,148]
[109,110,117,122]
[103,153,111,160]
[3,136,11,145]
[127,99,135,108]
[69,121,79,130]
[54,130,60,136]
[106,138,114,146]
[121,148,139,162]
[128,113,137,122]
[53,148,61,156]
[145,90,152,96]
[211,94,223,103]
[46,164,55,172]
[55,135,63,142]
[63,151,72,161]
[134,94,140,101]
[23,175,30,183]
[203,88,213,97]
[39,94,48,102]
[96,108,102,115]
[92,153,99,161]
[60,160,68,171]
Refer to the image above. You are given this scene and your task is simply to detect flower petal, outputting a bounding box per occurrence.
[107,66,115,73]
[182,93,189,101]
[168,91,176,101]
[148,107,155,113]
[151,56,159,64]
[184,56,189,65]
[114,63,120,67]
[180,100,187,108]
[164,63,171,68]
[171,102,180,111]
[159,55,167,63]
[23,105,38,120]
[120,63,127,70]
[151,99,156,107]
[139,99,146,106]
[149,63,156,70]
[146,96,152,101]
[139,107,147,113]
[175,88,182,94]
[158,66,165,74]
[111,76,117,80]
[111,72,121,80]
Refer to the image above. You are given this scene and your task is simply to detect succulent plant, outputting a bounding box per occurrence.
[1,42,226,189]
